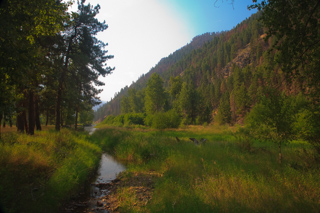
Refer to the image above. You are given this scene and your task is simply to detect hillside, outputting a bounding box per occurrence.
[95,12,267,122]
[94,32,218,120]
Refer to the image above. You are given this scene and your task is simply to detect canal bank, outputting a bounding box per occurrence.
[63,126,126,212]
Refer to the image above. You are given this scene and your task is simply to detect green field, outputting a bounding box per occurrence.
[91,124,320,212]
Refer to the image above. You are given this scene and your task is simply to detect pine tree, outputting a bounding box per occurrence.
[235,83,250,115]
[178,82,198,124]
[216,92,231,125]
[145,73,166,115]
[55,0,113,131]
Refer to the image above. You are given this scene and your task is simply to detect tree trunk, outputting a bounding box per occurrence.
[0,112,2,140]
[60,107,63,127]
[17,99,25,133]
[55,79,62,131]
[9,113,12,127]
[35,94,41,131]
[46,109,49,126]
[3,118,5,128]
[28,90,35,135]
[55,33,74,131]
[278,141,282,164]
[23,110,29,134]
[75,108,78,130]
[17,112,25,133]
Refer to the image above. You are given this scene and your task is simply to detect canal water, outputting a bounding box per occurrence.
[84,153,126,212]
[65,125,126,212]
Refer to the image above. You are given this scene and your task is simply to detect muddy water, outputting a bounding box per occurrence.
[64,126,125,212]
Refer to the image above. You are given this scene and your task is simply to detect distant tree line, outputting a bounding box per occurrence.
[0,0,113,136]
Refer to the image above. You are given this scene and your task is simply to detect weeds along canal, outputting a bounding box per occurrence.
[64,125,126,213]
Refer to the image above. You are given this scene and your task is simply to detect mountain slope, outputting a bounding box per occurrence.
[94,32,218,121]
[95,12,284,124]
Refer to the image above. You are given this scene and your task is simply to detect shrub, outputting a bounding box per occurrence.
[102,115,115,124]
[124,113,145,125]
[144,114,154,127]
[113,115,125,125]
[151,110,181,129]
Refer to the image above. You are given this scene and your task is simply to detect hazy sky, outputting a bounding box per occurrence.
[77,0,257,102]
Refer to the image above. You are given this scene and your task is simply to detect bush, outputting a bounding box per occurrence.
[166,109,181,128]
[151,109,181,129]
[113,115,125,125]
[102,115,115,124]
[124,113,145,125]
[144,114,154,127]
[151,113,167,129]
[180,117,192,126]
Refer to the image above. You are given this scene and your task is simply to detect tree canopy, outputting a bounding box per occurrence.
[0,0,113,135]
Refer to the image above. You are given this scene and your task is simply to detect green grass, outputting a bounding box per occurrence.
[91,124,320,212]
[0,129,102,213]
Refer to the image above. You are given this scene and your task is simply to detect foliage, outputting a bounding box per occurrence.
[145,73,166,115]
[151,109,181,129]
[124,113,145,126]
[79,109,94,125]
[178,82,198,123]
[249,0,320,155]
[215,92,231,125]
[0,0,112,133]
[249,0,320,97]
[244,89,296,162]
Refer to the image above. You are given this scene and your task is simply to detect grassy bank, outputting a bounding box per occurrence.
[0,128,102,213]
[91,124,320,212]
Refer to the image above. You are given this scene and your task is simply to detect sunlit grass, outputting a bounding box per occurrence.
[91,125,320,212]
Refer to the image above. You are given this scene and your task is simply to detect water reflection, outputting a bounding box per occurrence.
[65,126,126,212]
[90,154,126,198]
[84,125,97,135]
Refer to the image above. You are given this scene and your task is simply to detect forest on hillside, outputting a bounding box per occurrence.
[0,0,113,136]
[97,1,320,159]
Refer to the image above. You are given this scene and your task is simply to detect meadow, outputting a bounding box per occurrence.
[1,123,319,212]
[91,124,320,212]
[0,127,101,213]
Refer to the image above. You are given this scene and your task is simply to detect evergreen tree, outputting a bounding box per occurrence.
[145,73,166,115]
[169,76,183,100]
[178,82,198,124]
[55,0,113,131]
[215,92,231,125]
[121,96,131,114]
[235,83,250,115]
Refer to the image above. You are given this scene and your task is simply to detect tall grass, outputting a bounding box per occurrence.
[92,124,320,212]
[0,129,101,213]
